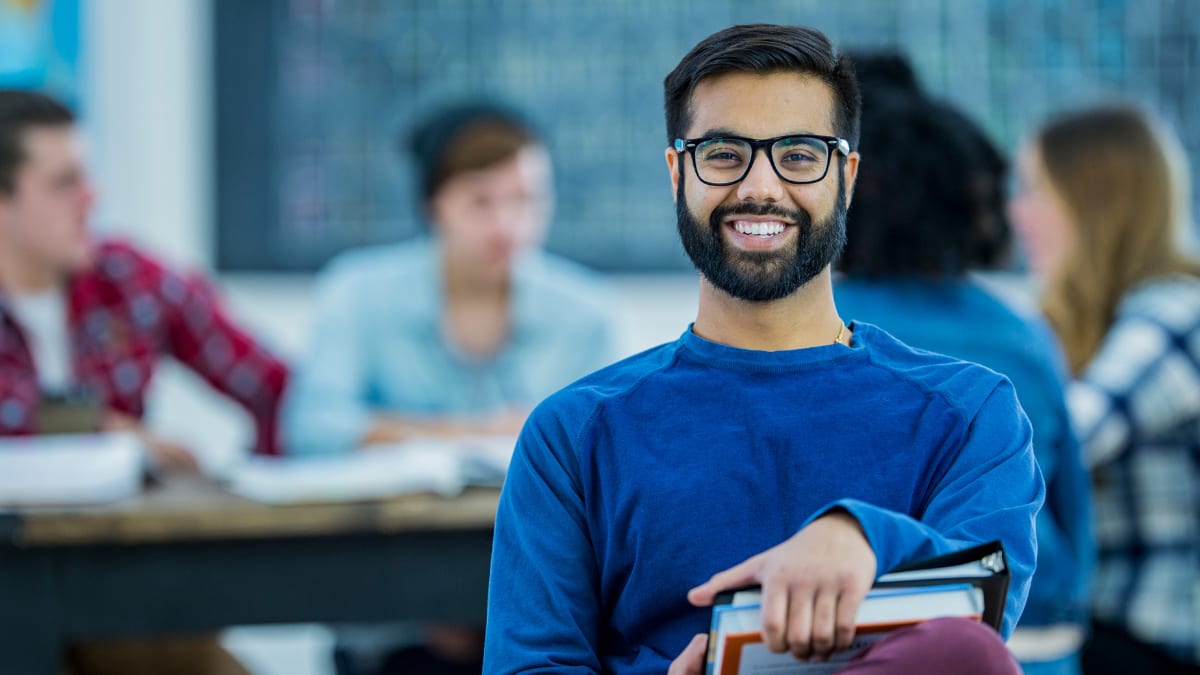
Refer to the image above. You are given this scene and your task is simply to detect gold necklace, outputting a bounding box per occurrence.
[834,321,847,346]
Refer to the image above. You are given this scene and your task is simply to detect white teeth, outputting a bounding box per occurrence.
[733,221,786,237]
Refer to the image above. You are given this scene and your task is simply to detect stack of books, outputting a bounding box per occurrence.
[707,541,1009,675]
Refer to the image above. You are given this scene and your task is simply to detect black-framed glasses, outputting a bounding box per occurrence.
[673,134,851,186]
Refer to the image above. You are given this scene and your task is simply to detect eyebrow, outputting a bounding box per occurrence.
[695,127,824,138]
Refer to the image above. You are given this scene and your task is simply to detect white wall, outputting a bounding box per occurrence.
[84,0,212,269]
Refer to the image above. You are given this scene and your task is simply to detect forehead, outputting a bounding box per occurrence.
[18,125,83,170]
[446,145,550,191]
[686,71,837,139]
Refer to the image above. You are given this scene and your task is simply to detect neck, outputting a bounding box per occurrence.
[0,244,63,294]
[692,267,844,351]
[441,248,510,306]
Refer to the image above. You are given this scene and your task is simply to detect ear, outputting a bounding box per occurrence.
[842,151,860,206]
[665,146,681,204]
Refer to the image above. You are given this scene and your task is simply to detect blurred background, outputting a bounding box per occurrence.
[2,1,1197,673]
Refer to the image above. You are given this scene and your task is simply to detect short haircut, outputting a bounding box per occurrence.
[0,89,75,194]
[663,24,860,148]
[838,91,1009,278]
[405,102,540,205]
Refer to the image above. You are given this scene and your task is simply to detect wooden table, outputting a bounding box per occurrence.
[0,477,500,674]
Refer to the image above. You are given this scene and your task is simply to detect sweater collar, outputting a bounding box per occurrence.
[678,321,867,371]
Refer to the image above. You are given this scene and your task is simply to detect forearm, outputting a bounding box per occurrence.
[362,409,529,446]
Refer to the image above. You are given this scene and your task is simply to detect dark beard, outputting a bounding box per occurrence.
[676,166,848,302]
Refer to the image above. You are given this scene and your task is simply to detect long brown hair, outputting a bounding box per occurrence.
[1038,105,1200,375]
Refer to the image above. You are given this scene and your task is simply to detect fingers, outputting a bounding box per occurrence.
[832,587,860,652]
[667,634,708,675]
[687,554,764,606]
[761,578,795,653]
[803,589,838,659]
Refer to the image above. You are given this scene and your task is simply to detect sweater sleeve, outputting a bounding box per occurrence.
[809,378,1044,639]
[484,398,603,674]
[153,258,289,456]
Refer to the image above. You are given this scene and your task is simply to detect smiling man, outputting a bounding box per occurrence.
[484,24,1041,675]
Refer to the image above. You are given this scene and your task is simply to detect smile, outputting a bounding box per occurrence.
[729,219,789,237]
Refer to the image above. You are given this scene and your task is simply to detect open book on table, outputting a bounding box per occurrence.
[707,540,1009,675]
[226,435,517,504]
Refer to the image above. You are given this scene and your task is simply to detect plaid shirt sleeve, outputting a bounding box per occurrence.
[0,315,41,434]
[1067,287,1200,468]
[157,265,289,456]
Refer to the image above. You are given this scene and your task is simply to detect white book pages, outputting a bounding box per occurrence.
[226,435,516,504]
[0,432,144,506]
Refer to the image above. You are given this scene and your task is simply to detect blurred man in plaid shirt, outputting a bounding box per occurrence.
[0,89,291,674]
[0,89,288,476]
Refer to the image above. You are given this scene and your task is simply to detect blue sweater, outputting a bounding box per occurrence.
[836,278,1093,628]
[485,323,1044,674]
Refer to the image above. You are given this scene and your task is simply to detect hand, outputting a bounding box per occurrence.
[477,407,530,436]
[144,438,201,473]
[687,510,876,660]
[102,412,200,473]
[668,634,708,675]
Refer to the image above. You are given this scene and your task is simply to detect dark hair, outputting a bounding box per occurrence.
[838,90,1010,278]
[847,50,922,100]
[663,24,860,148]
[0,89,75,194]
[405,102,540,206]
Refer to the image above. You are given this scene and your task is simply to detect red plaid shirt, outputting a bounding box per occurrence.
[0,240,289,455]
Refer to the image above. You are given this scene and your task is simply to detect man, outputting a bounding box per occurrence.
[485,24,1042,674]
[0,89,287,674]
[0,89,288,465]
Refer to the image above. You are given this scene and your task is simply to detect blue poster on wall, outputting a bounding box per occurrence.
[0,0,81,107]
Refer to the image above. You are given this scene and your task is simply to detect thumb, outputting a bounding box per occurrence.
[667,633,709,675]
[687,554,763,607]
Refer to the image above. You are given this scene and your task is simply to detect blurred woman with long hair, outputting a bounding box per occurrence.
[1010,104,1200,674]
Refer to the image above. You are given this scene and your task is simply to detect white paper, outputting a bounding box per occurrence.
[0,432,144,506]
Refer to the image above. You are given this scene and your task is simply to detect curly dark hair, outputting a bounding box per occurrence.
[837,54,1010,278]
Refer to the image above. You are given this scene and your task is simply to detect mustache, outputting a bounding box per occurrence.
[708,201,811,228]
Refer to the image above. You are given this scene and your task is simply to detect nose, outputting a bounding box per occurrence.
[735,148,785,203]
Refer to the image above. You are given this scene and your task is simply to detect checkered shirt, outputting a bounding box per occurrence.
[0,240,289,455]
[1068,276,1200,664]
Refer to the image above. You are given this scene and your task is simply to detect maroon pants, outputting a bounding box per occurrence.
[839,617,1021,675]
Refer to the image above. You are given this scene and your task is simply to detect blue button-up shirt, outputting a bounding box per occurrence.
[283,237,616,455]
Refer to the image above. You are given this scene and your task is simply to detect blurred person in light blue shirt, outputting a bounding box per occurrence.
[282,101,616,675]
[284,102,615,458]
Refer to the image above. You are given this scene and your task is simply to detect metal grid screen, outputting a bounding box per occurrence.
[215,0,1200,272]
